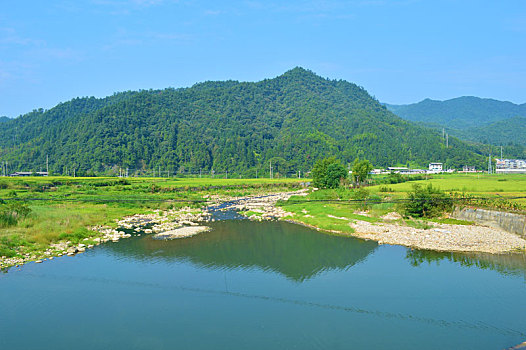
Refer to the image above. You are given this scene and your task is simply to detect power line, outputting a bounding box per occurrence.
[2,195,524,204]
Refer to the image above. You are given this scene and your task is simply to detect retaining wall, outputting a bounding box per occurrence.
[452,207,526,238]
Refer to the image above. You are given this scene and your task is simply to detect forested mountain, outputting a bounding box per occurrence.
[0,68,486,176]
[385,97,526,157]
[386,97,526,130]
[457,116,526,147]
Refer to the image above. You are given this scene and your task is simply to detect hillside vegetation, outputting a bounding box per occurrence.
[0,68,485,175]
[386,96,526,129]
[386,97,526,152]
[458,116,526,147]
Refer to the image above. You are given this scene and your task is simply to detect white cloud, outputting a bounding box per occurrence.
[90,0,178,9]
[33,47,83,60]
[204,9,225,16]
[0,27,45,47]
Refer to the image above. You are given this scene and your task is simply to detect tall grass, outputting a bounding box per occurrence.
[0,176,307,260]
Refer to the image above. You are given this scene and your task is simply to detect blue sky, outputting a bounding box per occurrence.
[1,0,525,117]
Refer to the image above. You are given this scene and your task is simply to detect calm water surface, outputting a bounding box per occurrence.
[1,220,525,349]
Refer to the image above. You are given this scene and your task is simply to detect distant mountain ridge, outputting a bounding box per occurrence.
[386,97,526,147]
[386,96,526,129]
[0,68,485,175]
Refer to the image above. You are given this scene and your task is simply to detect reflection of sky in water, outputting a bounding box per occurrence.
[1,220,525,350]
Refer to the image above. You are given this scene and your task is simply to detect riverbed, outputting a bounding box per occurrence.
[1,220,525,350]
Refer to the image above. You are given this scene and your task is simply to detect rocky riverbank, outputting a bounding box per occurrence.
[349,214,526,254]
[237,192,526,253]
[0,206,213,269]
[153,226,211,240]
[233,189,308,220]
[0,189,308,270]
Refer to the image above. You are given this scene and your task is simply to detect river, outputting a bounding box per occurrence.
[1,220,525,349]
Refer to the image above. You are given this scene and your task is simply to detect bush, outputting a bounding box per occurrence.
[379,186,393,192]
[352,188,370,201]
[403,184,452,218]
[380,172,428,185]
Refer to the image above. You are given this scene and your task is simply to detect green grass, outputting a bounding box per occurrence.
[278,174,526,236]
[279,198,378,235]
[0,176,307,262]
[243,210,263,217]
[368,173,526,212]
[397,218,432,230]
[428,217,474,225]
[369,173,526,195]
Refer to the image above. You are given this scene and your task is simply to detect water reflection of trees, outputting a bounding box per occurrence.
[106,221,378,282]
[406,249,526,279]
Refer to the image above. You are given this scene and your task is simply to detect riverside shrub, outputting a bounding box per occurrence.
[404,184,452,218]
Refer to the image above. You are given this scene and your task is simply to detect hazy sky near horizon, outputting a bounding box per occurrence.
[1,0,525,117]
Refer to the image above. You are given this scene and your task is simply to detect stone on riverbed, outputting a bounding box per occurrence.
[153,226,210,240]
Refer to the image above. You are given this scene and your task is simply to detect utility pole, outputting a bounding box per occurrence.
[446,133,449,148]
[270,160,273,179]
[488,154,492,174]
[199,168,202,178]
[46,155,49,174]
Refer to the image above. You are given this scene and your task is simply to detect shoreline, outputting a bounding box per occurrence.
[0,189,307,270]
[279,215,526,255]
[237,195,526,255]
[2,189,525,270]
[0,206,214,270]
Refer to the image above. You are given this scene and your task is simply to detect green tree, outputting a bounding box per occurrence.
[352,159,373,187]
[312,157,347,189]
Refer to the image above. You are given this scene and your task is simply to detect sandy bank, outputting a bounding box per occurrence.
[239,195,526,254]
[153,226,210,240]
[349,219,526,254]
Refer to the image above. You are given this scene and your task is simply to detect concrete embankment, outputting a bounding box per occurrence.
[452,207,526,238]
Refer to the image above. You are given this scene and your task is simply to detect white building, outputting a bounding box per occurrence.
[428,163,443,172]
[461,166,477,173]
[495,159,526,174]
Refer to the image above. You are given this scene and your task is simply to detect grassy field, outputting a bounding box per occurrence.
[278,173,526,235]
[370,173,526,195]
[370,173,526,210]
[0,176,306,261]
